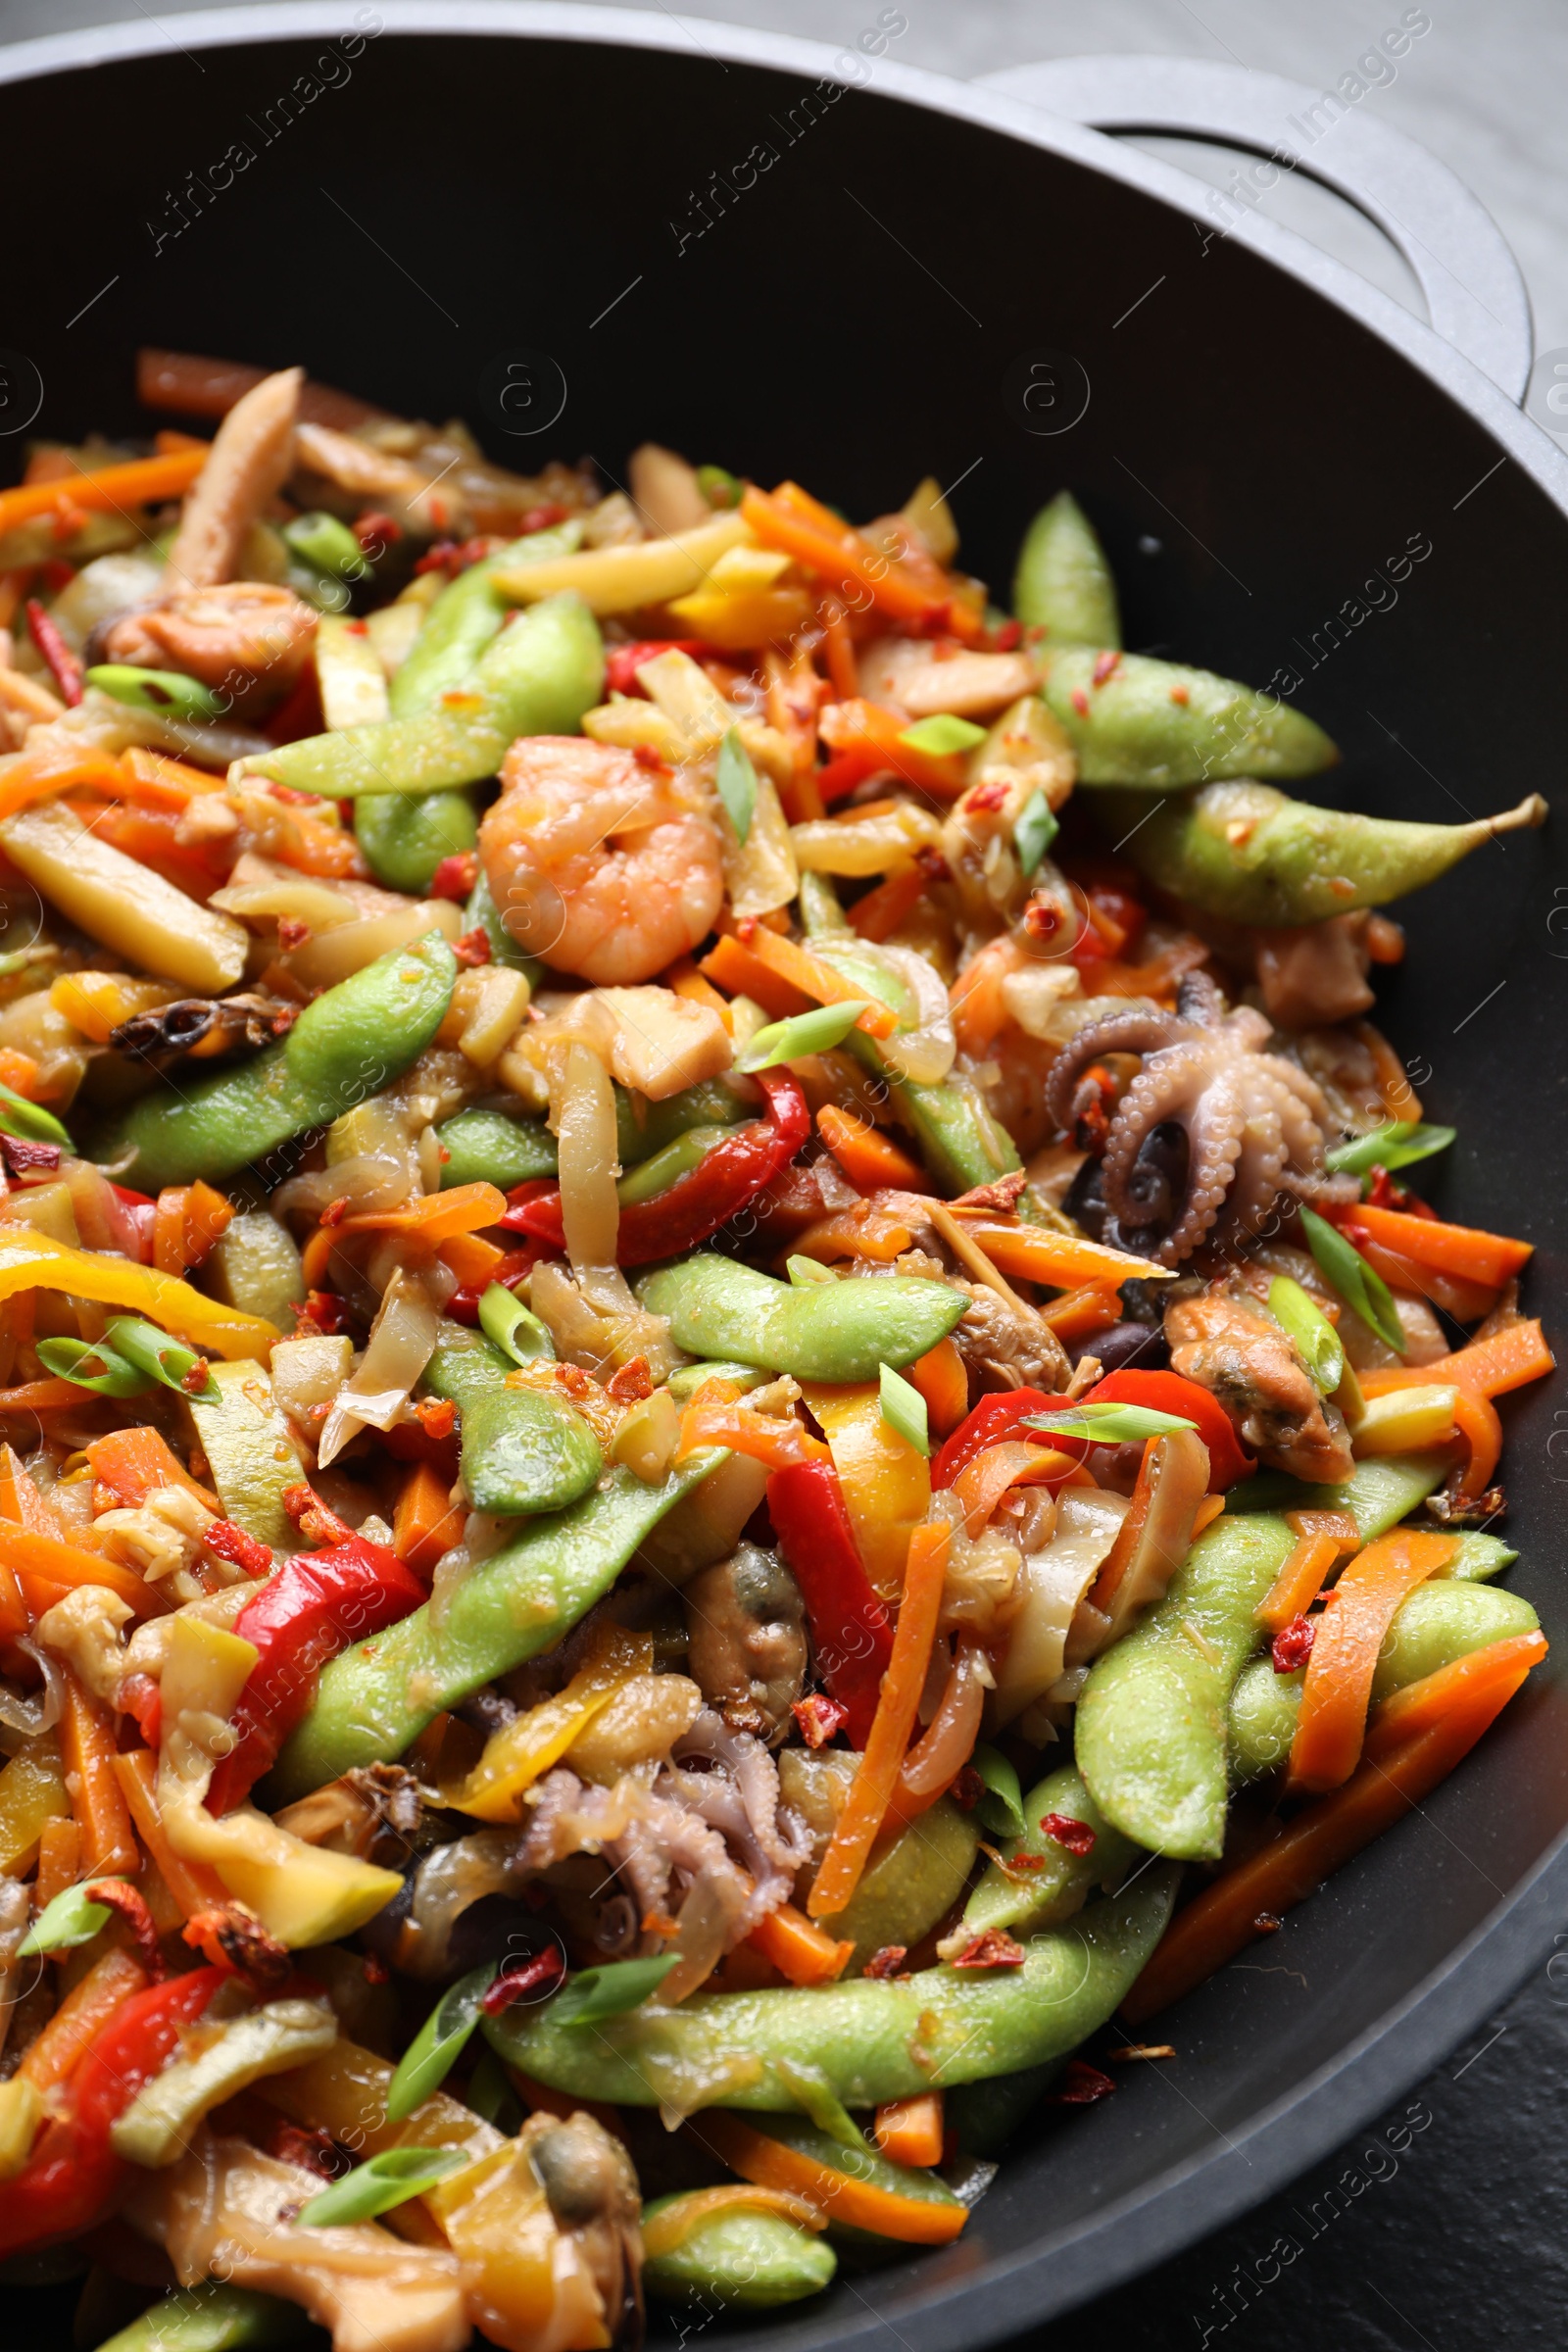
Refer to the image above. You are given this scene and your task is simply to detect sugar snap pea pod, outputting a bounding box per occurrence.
[270,1451,725,1799]
[465,858,540,976]
[96,2285,304,2352]
[1229,1578,1541,1784]
[234,593,604,799]
[1075,1513,1297,1861]
[98,930,458,1190]
[637,1254,965,1381]
[642,2194,837,2307]
[946,2062,1061,2159]
[615,1075,751,1163]
[356,518,585,891]
[1038,650,1338,787]
[1445,1532,1518,1580]
[420,1325,601,1516]
[1095,778,1548,922]
[959,1764,1139,1942]
[436,1105,558,1190]
[829,955,1021,1192]
[1226,1451,1446,1537]
[818,1796,978,1969]
[482,1868,1178,2109]
[1012,491,1121,648]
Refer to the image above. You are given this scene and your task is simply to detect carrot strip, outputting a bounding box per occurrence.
[0,1526,160,1616]
[1254,1530,1345,1636]
[662,956,734,1029]
[808,1519,949,1919]
[0,1051,39,1098]
[85,1426,219,1512]
[437,1232,505,1288]
[848,863,931,944]
[728,925,897,1040]
[18,1948,146,2092]
[153,1188,189,1277]
[122,747,229,801]
[955,1217,1164,1293]
[741,485,962,639]
[874,2093,944,2170]
[789,1206,915,1264]
[1191,1494,1226,1538]
[1358,1318,1554,1405]
[1347,1201,1532,1289]
[950,936,1025,1056]
[1036,1284,1124,1346]
[113,1749,227,1918]
[1123,1632,1545,2025]
[817,600,860,699]
[0,448,207,540]
[695,2111,966,2244]
[816,1104,930,1194]
[393,1461,465,1580]
[698,933,810,1022]
[906,1337,968,1440]
[676,1406,828,1473]
[953,1442,1074,1538]
[34,1814,81,1915]
[183,1180,234,1268]
[0,1379,95,1417]
[336,1181,508,1244]
[1449,1389,1503,1496]
[57,1667,139,1876]
[1353,1233,1497,1325]
[744,1900,854,1985]
[1288,1530,1456,1792]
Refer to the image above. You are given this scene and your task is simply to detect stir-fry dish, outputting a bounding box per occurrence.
[0,349,1549,2349]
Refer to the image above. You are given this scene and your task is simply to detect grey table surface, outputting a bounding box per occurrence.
[1,2,1564,2345]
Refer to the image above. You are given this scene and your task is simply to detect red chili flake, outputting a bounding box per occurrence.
[182,1905,293,1990]
[269,2123,351,2180]
[293,1290,351,1335]
[950,1929,1027,1971]
[1168,682,1191,706]
[630,744,668,771]
[1070,687,1090,718]
[863,1945,908,1980]
[1366,1166,1436,1217]
[990,618,1022,652]
[414,540,460,576]
[453,927,492,967]
[480,1947,566,2016]
[1271,1614,1316,1674]
[85,1879,164,1981]
[980,1843,1049,1882]
[415,1396,457,1440]
[1091,650,1122,687]
[343,618,368,637]
[180,1362,212,1396]
[362,1953,390,1985]
[24,597,83,706]
[265,782,325,808]
[520,503,571,535]
[0,1135,60,1177]
[355,510,403,552]
[605,639,710,697]
[950,1764,985,1812]
[607,1355,654,1402]
[915,846,952,884]
[965,780,1009,814]
[276,916,312,953]
[791,1692,850,1748]
[1252,1911,1283,1936]
[1049,2060,1117,2106]
[205,1517,273,1578]
[318,1197,350,1230]
[281,1481,356,1548]
[430,852,479,903]
[1040,1813,1097,1857]
[1022,897,1062,943]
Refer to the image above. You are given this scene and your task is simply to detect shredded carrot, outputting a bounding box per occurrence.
[742,484,966,641]
[334,1181,508,1245]
[393,1460,465,1580]
[815,697,974,802]
[816,1103,930,1194]
[676,1405,828,1473]
[85,1426,219,1512]
[956,1216,1162,1294]
[153,1187,189,1277]
[33,1813,81,1916]
[808,1519,949,1919]
[1254,1529,1346,1636]
[438,1232,505,1288]
[112,1749,227,1918]
[1446,1388,1503,1496]
[950,936,1025,1056]
[18,1948,146,2093]
[1123,1632,1546,2025]
[695,2111,966,2243]
[1191,1494,1226,1538]
[744,1900,854,1985]
[662,956,734,1030]
[58,1665,139,1876]
[874,2092,944,2169]
[183,1181,234,1268]
[0,447,206,541]
[1352,1232,1498,1326]
[724,924,898,1040]
[816,599,860,699]
[789,1205,915,1264]
[953,1441,1076,1538]
[0,1379,90,1419]
[0,1525,160,1617]
[906,1337,968,1439]
[1037,1284,1124,1346]
[698,932,810,1021]
[0,1050,39,1099]
[1287,1530,1456,1792]
[121,747,228,801]
[1359,1318,1553,1405]
[1346,1202,1531,1290]
[848,862,931,944]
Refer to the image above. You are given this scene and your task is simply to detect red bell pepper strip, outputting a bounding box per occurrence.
[206,1538,425,1811]
[931,1389,1061,1491]
[0,1966,224,2258]
[766,1459,894,1749]
[1081,1368,1255,1491]
[502,1069,810,1267]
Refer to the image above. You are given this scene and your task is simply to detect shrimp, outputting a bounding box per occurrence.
[480,735,724,985]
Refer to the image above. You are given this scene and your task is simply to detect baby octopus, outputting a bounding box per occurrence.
[1047,971,1343,1265]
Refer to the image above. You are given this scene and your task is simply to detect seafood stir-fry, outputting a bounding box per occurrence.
[0,350,1547,2349]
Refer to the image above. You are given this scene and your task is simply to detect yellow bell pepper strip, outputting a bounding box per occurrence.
[442,1627,652,1822]
[0,1229,279,1361]
[808,1519,949,1919]
[0,1731,71,1874]
[799,1380,931,1605]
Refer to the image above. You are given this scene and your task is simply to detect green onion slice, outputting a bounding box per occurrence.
[298,2146,469,2229]
[385,1964,497,2123]
[897,713,986,757]
[104,1317,215,1397]
[1022,1400,1199,1445]
[1266,1274,1345,1396]
[19,1881,112,1957]
[84,665,225,721]
[477,1283,556,1366]
[282,511,371,581]
[714,728,758,847]
[736,1001,874,1074]
[549,1955,681,2028]
[1323,1121,1455,1179]
[878,1361,930,1457]
[1013,790,1059,878]
[786,1256,836,1288]
[0,1082,72,1149]
[1298,1204,1406,1355]
[36,1337,153,1398]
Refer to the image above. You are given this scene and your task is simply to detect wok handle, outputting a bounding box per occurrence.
[977,54,1533,403]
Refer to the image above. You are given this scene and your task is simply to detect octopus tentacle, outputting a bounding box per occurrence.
[1043,1004,1197,1131]
[1101,1042,1216,1227]
[1159,1065,1249,1264]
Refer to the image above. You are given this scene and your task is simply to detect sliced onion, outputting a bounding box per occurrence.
[0,1640,63,1754]
[556,1040,620,1282]
[831,941,956,1085]
[273,1153,413,1221]
[317,1268,439,1468]
[901,1639,988,1799]
[990,1489,1128,1729]
[1089,1428,1210,1646]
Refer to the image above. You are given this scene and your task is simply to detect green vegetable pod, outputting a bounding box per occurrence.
[436,1105,559,1191]
[1094,779,1547,923]
[817,1796,979,1969]
[1226,1451,1446,1537]
[642,2194,838,2307]
[270,1451,727,1798]
[1229,1578,1540,1783]
[355,788,479,896]
[96,2285,304,2352]
[98,930,458,1190]
[945,2062,1061,2159]
[1075,1513,1298,1861]
[1011,491,1121,648]
[959,1764,1138,1942]
[421,1323,601,1516]
[637,1254,966,1382]
[1039,650,1339,788]
[482,1868,1178,2109]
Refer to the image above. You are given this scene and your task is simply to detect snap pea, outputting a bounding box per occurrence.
[487,1869,1177,2109]
[798,868,852,938]
[1012,492,1121,648]
[637,1254,965,1381]
[465,859,541,977]
[1225,1451,1446,1537]
[96,2285,303,2352]
[270,1451,725,1798]
[819,1797,979,1970]
[946,2062,1061,2159]
[97,930,458,1190]
[421,1325,602,1516]
[615,1077,751,1164]
[435,1105,558,1190]
[236,592,604,799]
[1039,651,1339,787]
[1445,1532,1518,1580]
[1229,1579,1540,1783]
[835,976,1021,1193]
[618,1126,732,1205]
[1075,1513,1297,1861]
[1093,779,1548,923]
[642,2194,838,2307]
[959,1765,1139,1942]
[355,787,479,895]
